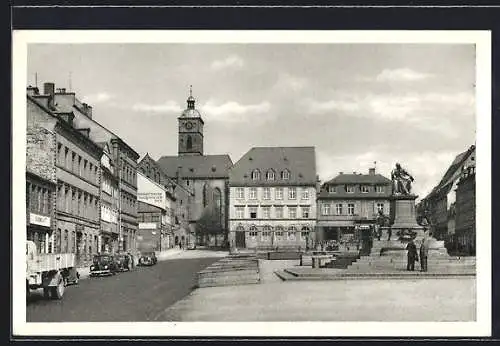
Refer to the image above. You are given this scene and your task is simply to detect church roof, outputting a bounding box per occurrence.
[156,154,233,179]
[229,147,317,186]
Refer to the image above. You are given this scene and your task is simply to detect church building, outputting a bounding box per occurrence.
[144,89,233,247]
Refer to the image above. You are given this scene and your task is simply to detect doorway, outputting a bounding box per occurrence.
[235,231,246,248]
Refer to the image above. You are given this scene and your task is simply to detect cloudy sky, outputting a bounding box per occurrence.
[27,43,476,198]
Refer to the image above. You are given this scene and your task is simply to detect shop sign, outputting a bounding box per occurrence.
[139,222,157,229]
[29,213,51,227]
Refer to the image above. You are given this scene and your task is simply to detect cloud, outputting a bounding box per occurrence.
[375,68,434,82]
[81,92,114,104]
[200,100,271,123]
[131,100,181,113]
[302,90,474,138]
[273,73,308,92]
[210,55,245,71]
[316,149,458,199]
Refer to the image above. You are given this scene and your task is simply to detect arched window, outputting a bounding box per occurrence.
[251,169,260,181]
[281,169,290,180]
[266,170,275,181]
[187,135,193,150]
[275,225,284,237]
[249,225,258,237]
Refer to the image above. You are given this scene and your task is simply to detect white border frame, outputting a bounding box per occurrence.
[12,30,491,337]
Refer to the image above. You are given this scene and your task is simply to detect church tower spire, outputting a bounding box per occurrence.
[178,85,204,156]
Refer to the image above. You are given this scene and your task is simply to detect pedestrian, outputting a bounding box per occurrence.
[387,227,392,241]
[406,239,418,271]
[419,238,429,272]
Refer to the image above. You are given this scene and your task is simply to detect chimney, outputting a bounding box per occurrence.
[43,82,55,109]
[369,168,375,175]
[27,86,39,96]
[339,172,343,175]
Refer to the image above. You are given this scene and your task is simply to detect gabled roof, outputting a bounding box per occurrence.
[229,147,316,186]
[325,173,392,185]
[156,154,233,179]
[138,201,164,213]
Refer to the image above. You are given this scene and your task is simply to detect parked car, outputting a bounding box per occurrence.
[114,253,132,272]
[89,254,118,277]
[138,251,157,266]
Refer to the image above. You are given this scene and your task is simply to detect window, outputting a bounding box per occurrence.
[262,206,271,219]
[263,187,271,200]
[287,226,296,240]
[275,206,283,219]
[266,170,275,180]
[275,226,284,237]
[72,152,77,173]
[376,185,385,193]
[288,207,297,219]
[302,207,310,218]
[328,185,337,193]
[288,187,296,200]
[64,147,69,168]
[249,231,258,237]
[251,169,261,181]
[377,203,384,214]
[302,189,309,200]
[78,156,82,176]
[301,227,310,239]
[57,143,62,165]
[346,185,354,193]
[249,207,258,219]
[236,187,244,199]
[186,135,193,150]
[361,185,369,193]
[236,207,245,219]
[261,227,271,240]
[275,187,283,200]
[348,203,355,215]
[336,204,343,215]
[322,203,330,216]
[249,187,257,200]
[281,170,290,180]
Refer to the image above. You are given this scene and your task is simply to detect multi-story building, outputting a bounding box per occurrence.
[97,142,119,253]
[228,147,317,250]
[316,167,392,248]
[418,145,476,241]
[28,84,103,265]
[153,91,233,247]
[138,154,194,248]
[51,84,140,253]
[450,165,476,255]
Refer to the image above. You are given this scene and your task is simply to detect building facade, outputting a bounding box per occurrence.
[316,168,392,250]
[418,145,476,241]
[28,84,103,265]
[98,142,120,253]
[52,83,140,253]
[228,147,317,250]
[154,92,232,247]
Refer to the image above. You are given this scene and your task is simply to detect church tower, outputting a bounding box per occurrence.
[178,86,204,156]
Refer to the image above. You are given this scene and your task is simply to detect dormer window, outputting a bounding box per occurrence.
[266,170,275,181]
[346,185,354,193]
[361,185,369,193]
[251,169,261,181]
[281,170,290,180]
[328,185,337,193]
[376,185,385,193]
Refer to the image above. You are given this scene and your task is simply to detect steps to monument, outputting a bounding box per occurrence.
[197,255,261,288]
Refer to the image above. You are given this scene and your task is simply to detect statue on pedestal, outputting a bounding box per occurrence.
[391,163,414,195]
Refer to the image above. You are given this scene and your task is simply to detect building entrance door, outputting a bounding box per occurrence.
[235,231,245,248]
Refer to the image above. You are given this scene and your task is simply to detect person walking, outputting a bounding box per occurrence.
[419,238,429,272]
[406,239,418,271]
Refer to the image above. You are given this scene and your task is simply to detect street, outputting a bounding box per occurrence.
[26,255,221,322]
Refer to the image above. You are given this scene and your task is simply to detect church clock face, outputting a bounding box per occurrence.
[185,121,194,130]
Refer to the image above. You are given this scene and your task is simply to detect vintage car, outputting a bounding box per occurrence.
[114,253,132,272]
[89,254,118,277]
[138,251,157,266]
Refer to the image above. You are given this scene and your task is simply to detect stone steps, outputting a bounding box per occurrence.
[197,255,261,288]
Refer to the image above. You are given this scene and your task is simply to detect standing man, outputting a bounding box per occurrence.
[406,239,418,271]
[387,227,392,241]
[419,238,429,272]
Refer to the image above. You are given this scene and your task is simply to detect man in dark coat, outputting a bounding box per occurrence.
[419,238,429,272]
[406,239,418,271]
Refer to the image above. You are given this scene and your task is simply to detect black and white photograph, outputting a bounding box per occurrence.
[12,30,491,337]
